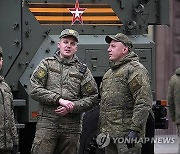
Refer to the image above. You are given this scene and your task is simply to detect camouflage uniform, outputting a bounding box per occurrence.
[167,67,180,152]
[0,48,19,154]
[99,33,152,154]
[30,52,98,153]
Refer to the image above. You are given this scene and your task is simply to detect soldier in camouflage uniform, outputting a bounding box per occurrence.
[30,29,98,154]
[0,46,19,154]
[167,67,180,153]
[98,33,153,154]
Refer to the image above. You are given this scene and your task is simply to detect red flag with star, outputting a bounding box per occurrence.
[68,0,86,25]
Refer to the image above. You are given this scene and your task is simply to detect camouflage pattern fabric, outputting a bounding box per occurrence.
[54,133,80,154]
[176,125,180,154]
[30,51,98,153]
[31,119,80,154]
[0,76,19,151]
[167,67,180,154]
[105,33,133,49]
[105,141,141,154]
[59,29,79,42]
[167,67,180,124]
[99,51,152,153]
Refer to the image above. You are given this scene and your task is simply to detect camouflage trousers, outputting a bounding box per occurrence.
[176,125,180,154]
[31,128,80,154]
[105,141,141,154]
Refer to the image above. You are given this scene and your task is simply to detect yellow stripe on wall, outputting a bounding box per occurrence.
[35,16,119,21]
[29,8,114,13]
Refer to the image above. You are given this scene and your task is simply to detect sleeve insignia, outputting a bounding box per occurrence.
[35,68,47,79]
[129,77,141,92]
[84,82,94,94]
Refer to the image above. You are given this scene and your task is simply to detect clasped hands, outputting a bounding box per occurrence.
[55,98,75,116]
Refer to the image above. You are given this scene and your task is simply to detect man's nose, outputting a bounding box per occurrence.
[107,47,111,52]
[67,43,71,47]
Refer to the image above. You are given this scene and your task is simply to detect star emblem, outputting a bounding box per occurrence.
[68,0,86,25]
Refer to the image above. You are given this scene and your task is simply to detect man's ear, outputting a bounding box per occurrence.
[124,46,129,54]
[57,42,60,48]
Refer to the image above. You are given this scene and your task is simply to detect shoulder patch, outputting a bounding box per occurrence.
[35,67,47,79]
[84,81,96,94]
[129,76,141,92]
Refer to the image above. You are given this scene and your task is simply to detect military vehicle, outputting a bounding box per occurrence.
[0,0,169,153]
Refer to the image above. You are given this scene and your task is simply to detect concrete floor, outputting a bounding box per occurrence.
[155,135,179,154]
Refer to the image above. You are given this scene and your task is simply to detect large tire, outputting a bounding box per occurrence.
[79,105,104,154]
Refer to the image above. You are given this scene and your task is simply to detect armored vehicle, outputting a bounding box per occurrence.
[0,0,169,153]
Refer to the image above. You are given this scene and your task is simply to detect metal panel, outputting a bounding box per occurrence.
[136,48,152,77]
[159,0,169,25]
[22,0,168,35]
[13,99,26,106]
[0,0,22,76]
[85,48,109,77]
[19,35,57,122]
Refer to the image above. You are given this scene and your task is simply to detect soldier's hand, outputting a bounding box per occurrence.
[87,135,98,152]
[58,98,75,112]
[126,130,140,149]
[55,106,69,116]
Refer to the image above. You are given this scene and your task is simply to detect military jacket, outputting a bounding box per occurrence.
[167,67,180,124]
[0,76,18,150]
[30,52,98,133]
[99,51,152,137]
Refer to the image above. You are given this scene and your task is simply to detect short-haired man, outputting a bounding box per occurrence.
[98,33,153,154]
[30,29,98,154]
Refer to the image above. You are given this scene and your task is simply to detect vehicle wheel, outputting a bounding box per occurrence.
[79,105,104,154]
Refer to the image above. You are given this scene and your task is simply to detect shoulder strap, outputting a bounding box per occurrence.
[79,63,87,74]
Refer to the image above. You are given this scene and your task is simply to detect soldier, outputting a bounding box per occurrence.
[167,67,180,153]
[0,46,19,154]
[98,33,153,154]
[30,29,98,154]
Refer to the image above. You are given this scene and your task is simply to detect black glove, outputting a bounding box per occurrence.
[87,136,98,152]
[12,145,18,154]
[126,131,140,149]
